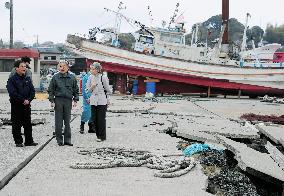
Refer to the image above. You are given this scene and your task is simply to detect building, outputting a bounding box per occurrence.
[0,49,40,91]
[69,57,88,75]
[36,47,62,76]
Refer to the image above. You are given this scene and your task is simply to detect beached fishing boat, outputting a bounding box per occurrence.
[65,1,284,97]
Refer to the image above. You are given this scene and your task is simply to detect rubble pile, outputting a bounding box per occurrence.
[0,118,46,126]
[240,113,284,125]
[261,95,284,104]
[142,95,189,103]
[199,150,227,168]
[207,168,259,196]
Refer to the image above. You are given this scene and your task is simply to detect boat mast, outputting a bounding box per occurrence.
[114,2,126,46]
[241,13,250,54]
[194,24,199,46]
[168,3,180,29]
[221,0,229,45]
[220,0,229,55]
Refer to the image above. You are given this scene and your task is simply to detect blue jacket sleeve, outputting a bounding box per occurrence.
[82,74,90,100]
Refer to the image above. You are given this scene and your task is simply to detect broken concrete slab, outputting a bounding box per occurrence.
[218,135,284,185]
[266,141,284,170]
[191,97,284,120]
[174,116,259,142]
[255,124,284,148]
[150,101,211,117]
[177,129,217,143]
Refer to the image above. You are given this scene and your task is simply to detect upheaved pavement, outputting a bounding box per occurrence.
[0,94,284,196]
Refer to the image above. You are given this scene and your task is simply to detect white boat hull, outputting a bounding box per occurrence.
[66,36,284,96]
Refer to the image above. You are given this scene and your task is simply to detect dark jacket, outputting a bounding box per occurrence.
[6,73,35,104]
[48,72,79,103]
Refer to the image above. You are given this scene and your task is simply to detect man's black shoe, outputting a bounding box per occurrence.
[64,143,73,146]
[25,142,38,146]
[58,143,64,146]
[16,144,24,147]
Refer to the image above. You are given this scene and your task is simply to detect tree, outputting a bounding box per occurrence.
[0,39,5,49]
[246,26,264,46]
[188,15,267,49]
[264,24,284,45]
[13,41,25,49]
[41,41,54,47]
[118,33,135,50]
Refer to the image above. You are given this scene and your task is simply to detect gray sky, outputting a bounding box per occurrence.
[1,0,284,44]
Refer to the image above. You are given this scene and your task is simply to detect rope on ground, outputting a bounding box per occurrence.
[70,147,196,178]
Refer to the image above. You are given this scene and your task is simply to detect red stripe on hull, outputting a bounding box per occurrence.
[87,59,284,96]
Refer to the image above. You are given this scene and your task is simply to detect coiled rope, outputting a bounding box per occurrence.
[70,147,196,178]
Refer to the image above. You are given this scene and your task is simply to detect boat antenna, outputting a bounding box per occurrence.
[168,2,180,28]
[103,2,126,46]
[104,5,146,32]
[147,5,154,27]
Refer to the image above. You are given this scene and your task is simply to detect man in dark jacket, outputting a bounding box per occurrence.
[6,60,38,147]
[48,60,79,146]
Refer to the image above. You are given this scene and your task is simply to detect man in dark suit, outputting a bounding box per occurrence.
[6,60,38,147]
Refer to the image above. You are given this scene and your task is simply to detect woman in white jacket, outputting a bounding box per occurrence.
[86,62,112,142]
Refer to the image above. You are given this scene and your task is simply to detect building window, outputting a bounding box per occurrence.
[160,33,182,44]
[0,59,15,72]
[43,56,57,60]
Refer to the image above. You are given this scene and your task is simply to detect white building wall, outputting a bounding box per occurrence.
[0,60,41,91]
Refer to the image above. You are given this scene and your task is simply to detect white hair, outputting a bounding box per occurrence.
[90,62,102,73]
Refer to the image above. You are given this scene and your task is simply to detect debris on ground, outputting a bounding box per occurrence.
[240,113,284,125]
[0,118,46,126]
[261,95,284,104]
[70,147,196,178]
[207,168,260,196]
[182,143,223,157]
[142,95,189,103]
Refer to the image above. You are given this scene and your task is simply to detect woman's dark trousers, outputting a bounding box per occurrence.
[91,105,107,140]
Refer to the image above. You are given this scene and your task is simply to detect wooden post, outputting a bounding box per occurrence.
[207,86,211,98]
[238,89,242,99]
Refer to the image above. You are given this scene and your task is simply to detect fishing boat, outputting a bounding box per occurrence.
[65,1,284,97]
[242,43,282,62]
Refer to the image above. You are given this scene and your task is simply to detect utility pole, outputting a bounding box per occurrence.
[36,34,39,46]
[5,0,13,48]
[10,0,13,48]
